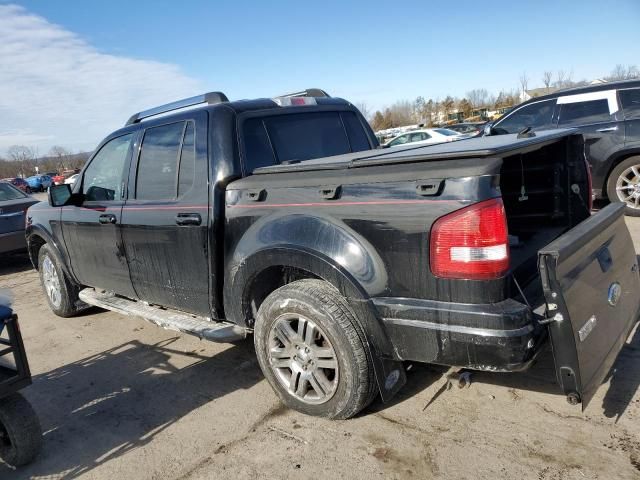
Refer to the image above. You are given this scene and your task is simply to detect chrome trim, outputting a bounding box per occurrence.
[383,317,535,337]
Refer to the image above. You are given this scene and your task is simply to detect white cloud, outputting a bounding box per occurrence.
[0,4,202,155]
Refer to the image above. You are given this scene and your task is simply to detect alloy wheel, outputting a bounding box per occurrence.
[267,313,339,405]
[616,164,640,210]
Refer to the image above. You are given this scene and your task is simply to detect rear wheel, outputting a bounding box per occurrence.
[254,280,376,419]
[38,244,80,317]
[25,186,31,194]
[0,393,42,467]
[607,156,640,217]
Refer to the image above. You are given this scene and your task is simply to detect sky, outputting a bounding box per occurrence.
[0,0,638,154]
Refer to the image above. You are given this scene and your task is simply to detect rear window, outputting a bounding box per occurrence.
[241,111,371,173]
[0,183,26,201]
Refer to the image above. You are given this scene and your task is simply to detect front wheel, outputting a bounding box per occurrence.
[38,244,80,317]
[25,187,32,194]
[254,280,376,419]
[0,393,42,467]
[607,155,640,217]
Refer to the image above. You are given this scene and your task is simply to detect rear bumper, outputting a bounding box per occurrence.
[0,231,27,255]
[374,297,546,372]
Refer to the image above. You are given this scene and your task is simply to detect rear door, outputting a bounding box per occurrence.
[538,203,640,408]
[119,112,210,316]
[555,90,625,187]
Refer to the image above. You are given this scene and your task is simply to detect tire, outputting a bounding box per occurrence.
[0,393,42,467]
[254,279,376,419]
[38,243,80,317]
[25,187,31,194]
[606,155,640,217]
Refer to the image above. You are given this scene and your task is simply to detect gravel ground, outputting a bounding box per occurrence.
[1,200,639,479]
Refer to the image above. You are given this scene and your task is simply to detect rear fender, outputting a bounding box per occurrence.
[225,215,404,400]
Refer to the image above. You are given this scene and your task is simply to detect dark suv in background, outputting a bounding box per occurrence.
[486,80,640,215]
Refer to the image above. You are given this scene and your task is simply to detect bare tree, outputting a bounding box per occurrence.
[607,64,640,81]
[48,146,72,171]
[519,72,529,101]
[466,88,489,108]
[354,102,371,121]
[7,145,37,177]
[542,71,553,92]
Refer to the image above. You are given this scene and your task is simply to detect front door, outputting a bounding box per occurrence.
[61,133,136,297]
[119,113,210,316]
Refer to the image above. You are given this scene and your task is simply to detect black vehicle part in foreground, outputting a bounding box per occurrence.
[0,306,42,467]
[27,88,640,419]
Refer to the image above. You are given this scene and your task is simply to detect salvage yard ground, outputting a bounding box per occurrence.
[1,197,640,479]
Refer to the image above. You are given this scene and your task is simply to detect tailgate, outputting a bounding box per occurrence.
[538,203,640,409]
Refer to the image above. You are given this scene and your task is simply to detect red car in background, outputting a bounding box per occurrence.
[8,178,32,194]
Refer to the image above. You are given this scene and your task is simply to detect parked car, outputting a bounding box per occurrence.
[64,174,79,186]
[8,177,32,194]
[52,174,65,185]
[446,122,485,136]
[27,90,640,420]
[0,182,38,254]
[385,128,463,147]
[485,79,640,215]
[25,175,53,192]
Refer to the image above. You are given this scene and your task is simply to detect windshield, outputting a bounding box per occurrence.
[433,128,460,136]
[0,182,27,201]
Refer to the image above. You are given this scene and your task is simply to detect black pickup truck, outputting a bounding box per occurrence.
[27,90,640,420]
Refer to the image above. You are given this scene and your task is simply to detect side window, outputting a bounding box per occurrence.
[409,132,425,142]
[494,99,556,134]
[83,133,133,201]
[341,112,371,152]
[620,88,640,120]
[558,99,612,126]
[136,122,184,200]
[177,122,195,196]
[389,134,409,146]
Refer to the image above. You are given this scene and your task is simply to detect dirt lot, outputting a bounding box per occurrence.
[1,205,640,479]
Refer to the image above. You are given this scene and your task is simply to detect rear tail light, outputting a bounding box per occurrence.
[430,198,509,279]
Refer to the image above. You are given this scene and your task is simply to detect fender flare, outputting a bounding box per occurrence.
[26,225,77,283]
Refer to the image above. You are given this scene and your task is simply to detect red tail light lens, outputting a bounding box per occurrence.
[430,198,509,279]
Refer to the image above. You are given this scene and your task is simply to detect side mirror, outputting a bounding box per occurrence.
[483,123,493,136]
[48,184,72,207]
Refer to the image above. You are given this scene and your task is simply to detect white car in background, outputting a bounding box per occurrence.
[64,174,79,186]
[385,128,464,147]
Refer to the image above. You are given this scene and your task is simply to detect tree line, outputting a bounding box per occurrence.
[368,64,640,131]
[0,145,89,179]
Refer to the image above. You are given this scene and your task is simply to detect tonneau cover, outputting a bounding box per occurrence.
[253,128,578,175]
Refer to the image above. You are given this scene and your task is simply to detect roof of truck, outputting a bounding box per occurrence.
[253,128,579,174]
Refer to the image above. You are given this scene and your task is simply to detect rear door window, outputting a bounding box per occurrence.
[620,88,640,120]
[557,99,612,126]
[241,111,372,173]
[136,121,196,200]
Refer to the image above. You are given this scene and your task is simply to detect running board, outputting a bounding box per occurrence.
[79,289,247,342]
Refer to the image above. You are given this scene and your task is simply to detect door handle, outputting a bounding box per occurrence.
[596,126,618,133]
[98,214,117,224]
[175,213,202,226]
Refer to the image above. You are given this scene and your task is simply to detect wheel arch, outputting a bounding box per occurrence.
[601,149,640,198]
[26,226,76,282]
